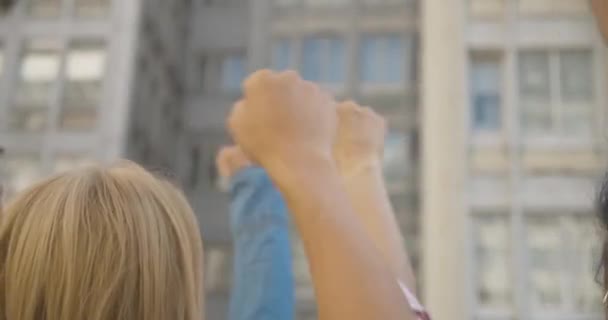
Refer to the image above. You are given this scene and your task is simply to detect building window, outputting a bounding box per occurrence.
[525,214,600,316]
[470,53,502,131]
[519,50,593,137]
[304,0,349,7]
[4,154,43,198]
[27,0,62,18]
[383,132,410,193]
[474,214,512,310]
[10,39,61,132]
[272,39,293,71]
[204,245,233,294]
[469,0,505,18]
[274,0,298,6]
[301,36,345,84]
[74,0,111,18]
[53,154,95,173]
[360,34,407,86]
[0,44,4,77]
[220,53,246,93]
[61,41,106,131]
[518,0,589,16]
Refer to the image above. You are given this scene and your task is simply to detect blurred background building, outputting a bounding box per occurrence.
[0,0,606,320]
[424,0,607,319]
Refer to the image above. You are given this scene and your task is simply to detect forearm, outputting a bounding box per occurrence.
[341,159,416,291]
[269,157,413,320]
[228,168,294,320]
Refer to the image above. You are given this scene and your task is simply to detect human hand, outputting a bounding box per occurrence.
[333,101,386,176]
[228,70,337,175]
[216,146,253,179]
[591,0,608,41]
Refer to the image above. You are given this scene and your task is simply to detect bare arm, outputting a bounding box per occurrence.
[270,155,413,320]
[341,159,416,290]
[334,102,416,291]
[228,70,413,320]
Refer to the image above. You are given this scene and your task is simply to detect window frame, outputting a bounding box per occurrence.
[359,33,412,92]
[518,48,596,145]
[299,34,347,90]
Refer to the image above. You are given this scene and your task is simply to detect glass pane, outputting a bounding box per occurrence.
[386,35,404,84]
[519,51,551,101]
[383,132,409,192]
[565,216,602,313]
[360,37,380,83]
[527,216,563,311]
[272,39,292,71]
[327,38,345,83]
[519,51,551,134]
[302,37,345,83]
[220,53,246,92]
[74,0,110,18]
[470,55,501,130]
[4,154,43,198]
[0,45,4,76]
[474,214,511,308]
[560,50,593,102]
[360,35,404,85]
[28,0,61,17]
[11,39,61,132]
[62,41,106,131]
[301,38,322,81]
[204,245,233,294]
[470,0,505,17]
[305,0,349,6]
[53,155,95,173]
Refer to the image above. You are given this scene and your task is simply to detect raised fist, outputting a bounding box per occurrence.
[216,146,252,179]
[228,70,337,172]
[333,101,386,175]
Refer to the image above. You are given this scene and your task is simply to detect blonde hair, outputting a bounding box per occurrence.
[0,161,204,320]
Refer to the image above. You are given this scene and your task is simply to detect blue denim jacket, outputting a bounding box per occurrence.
[228,167,295,320]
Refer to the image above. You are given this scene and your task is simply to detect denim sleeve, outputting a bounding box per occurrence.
[228,167,294,320]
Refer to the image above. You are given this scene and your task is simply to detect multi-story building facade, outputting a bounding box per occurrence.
[0,0,141,197]
[2,0,605,320]
[423,1,608,319]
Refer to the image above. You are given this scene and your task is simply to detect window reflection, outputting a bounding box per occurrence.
[272,39,293,71]
[204,245,233,294]
[0,45,4,77]
[383,132,410,193]
[527,216,562,310]
[27,0,61,18]
[74,0,110,18]
[470,53,502,131]
[474,214,512,308]
[53,155,95,173]
[4,154,43,198]
[301,36,345,84]
[61,41,106,131]
[11,39,61,132]
[220,53,246,93]
[360,35,406,86]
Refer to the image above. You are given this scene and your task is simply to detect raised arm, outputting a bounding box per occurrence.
[227,70,413,320]
[217,146,294,320]
[333,101,416,291]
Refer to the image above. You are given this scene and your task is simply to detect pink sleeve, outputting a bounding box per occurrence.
[398,281,431,320]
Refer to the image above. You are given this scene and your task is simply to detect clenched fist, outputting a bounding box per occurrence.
[333,101,386,176]
[216,146,252,179]
[228,70,337,172]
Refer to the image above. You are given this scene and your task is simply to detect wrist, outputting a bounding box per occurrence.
[335,154,382,178]
[263,150,338,189]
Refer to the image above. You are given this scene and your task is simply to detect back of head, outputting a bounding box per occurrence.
[0,161,204,320]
